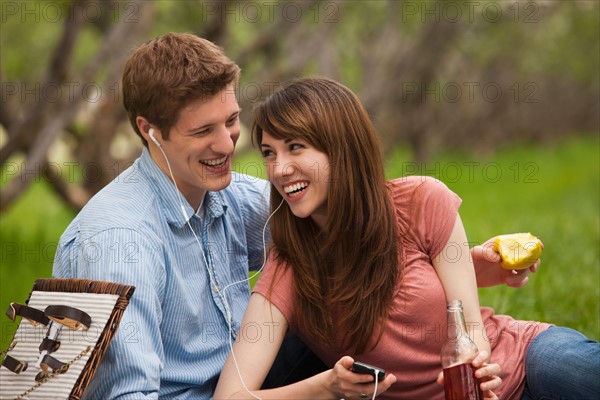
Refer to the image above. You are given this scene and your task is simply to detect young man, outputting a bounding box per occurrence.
[53,32,270,399]
[53,32,539,399]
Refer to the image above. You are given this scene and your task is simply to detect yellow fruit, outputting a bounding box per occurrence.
[494,233,543,270]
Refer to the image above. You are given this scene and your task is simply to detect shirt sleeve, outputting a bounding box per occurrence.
[252,251,296,329]
[53,228,166,400]
[409,178,462,260]
[236,175,271,271]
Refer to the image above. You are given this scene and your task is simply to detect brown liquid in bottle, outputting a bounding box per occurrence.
[441,300,484,400]
[443,363,483,400]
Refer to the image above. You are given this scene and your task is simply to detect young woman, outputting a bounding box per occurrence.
[214,77,599,399]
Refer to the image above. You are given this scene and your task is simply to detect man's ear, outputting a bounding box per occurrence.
[136,116,153,142]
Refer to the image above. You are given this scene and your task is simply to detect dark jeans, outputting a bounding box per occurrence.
[262,333,328,389]
[520,326,600,400]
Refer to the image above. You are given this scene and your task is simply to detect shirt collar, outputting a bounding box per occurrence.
[138,148,227,228]
[204,190,228,221]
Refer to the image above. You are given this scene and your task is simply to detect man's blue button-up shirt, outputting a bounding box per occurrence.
[53,148,270,399]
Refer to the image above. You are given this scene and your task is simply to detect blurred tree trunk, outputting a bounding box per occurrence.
[1,0,597,213]
[1,1,153,212]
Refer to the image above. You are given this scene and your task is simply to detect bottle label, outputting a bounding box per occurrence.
[443,363,484,400]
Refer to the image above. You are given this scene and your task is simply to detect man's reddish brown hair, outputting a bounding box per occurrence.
[122,32,240,145]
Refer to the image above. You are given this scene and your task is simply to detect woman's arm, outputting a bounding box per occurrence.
[213,293,396,399]
[214,293,289,399]
[433,214,501,397]
[433,213,490,354]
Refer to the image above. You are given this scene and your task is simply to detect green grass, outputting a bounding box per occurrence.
[1,135,598,351]
[1,180,76,347]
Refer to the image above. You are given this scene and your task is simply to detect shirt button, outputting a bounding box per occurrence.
[213,285,220,292]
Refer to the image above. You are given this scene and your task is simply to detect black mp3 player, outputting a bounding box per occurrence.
[351,361,386,382]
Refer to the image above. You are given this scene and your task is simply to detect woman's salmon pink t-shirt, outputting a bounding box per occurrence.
[253,176,550,400]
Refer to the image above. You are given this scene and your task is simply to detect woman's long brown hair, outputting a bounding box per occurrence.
[253,77,400,354]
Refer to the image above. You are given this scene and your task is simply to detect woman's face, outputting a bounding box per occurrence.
[260,131,331,228]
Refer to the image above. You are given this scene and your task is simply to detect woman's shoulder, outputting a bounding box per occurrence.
[387,175,454,203]
[387,176,461,238]
[255,249,293,291]
[385,176,463,261]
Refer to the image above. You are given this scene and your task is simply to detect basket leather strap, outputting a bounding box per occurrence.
[45,305,92,330]
[2,354,28,374]
[35,354,69,382]
[5,303,49,326]
[39,337,61,353]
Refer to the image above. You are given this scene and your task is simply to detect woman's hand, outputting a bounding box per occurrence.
[471,237,543,288]
[323,356,397,399]
[437,351,501,400]
[472,351,502,399]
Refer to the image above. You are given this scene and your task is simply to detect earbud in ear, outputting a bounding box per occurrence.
[148,128,161,147]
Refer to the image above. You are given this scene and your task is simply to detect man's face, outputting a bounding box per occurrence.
[151,85,241,208]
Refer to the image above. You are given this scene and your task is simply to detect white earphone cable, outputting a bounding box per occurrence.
[221,198,284,400]
[221,198,284,294]
[373,377,378,399]
[155,139,283,399]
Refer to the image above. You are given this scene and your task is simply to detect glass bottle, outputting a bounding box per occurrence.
[440,300,484,400]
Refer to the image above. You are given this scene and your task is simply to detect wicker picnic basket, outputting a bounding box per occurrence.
[1,278,135,400]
